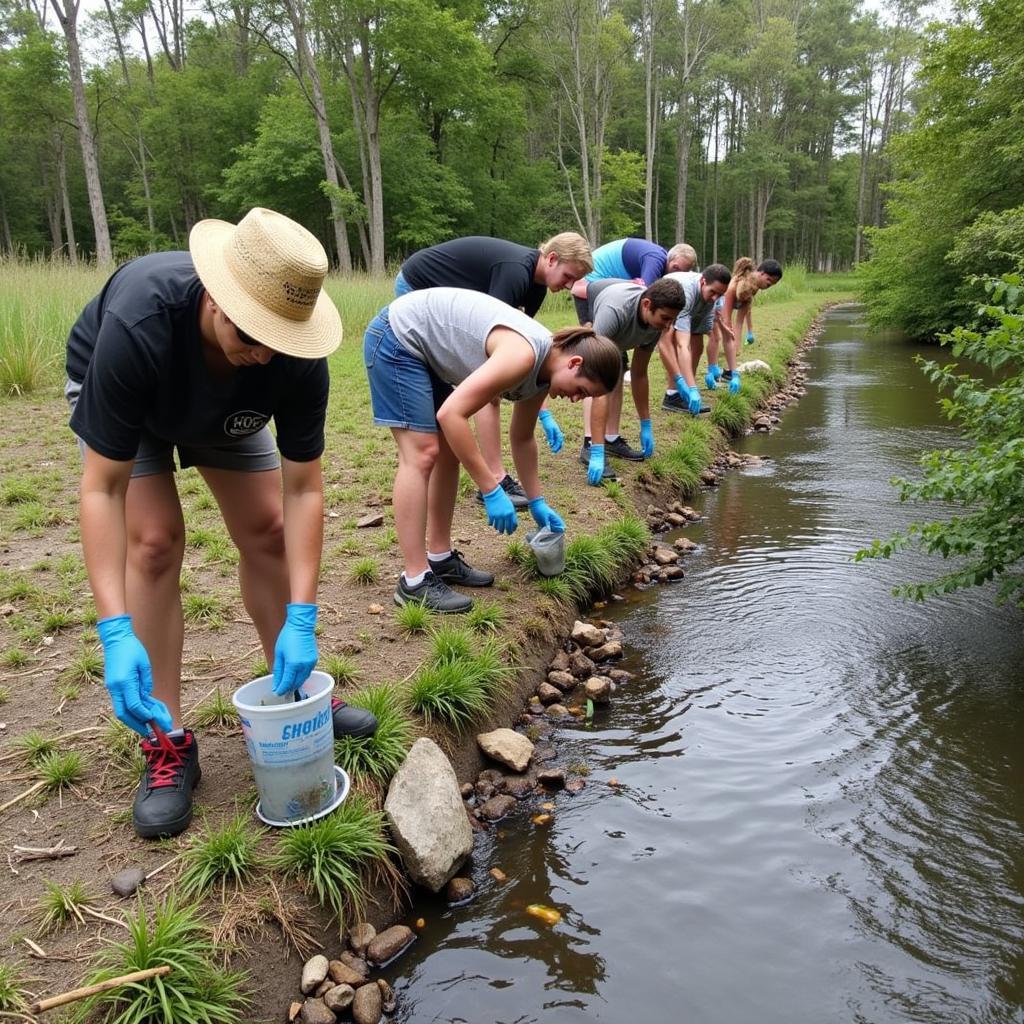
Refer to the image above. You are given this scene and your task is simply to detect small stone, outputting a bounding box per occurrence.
[536,682,562,705]
[377,978,397,1014]
[489,867,508,882]
[328,960,367,988]
[479,794,517,821]
[584,676,612,703]
[301,954,329,994]
[475,780,495,800]
[548,650,571,673]
[299,997,336,1024]
[673,537,698,553]
[366,924,415,965]
[537,768,566,788]
[324,985,355,1013]
[446,876,475,903]
[356,512,384,528]
[288,1001,303,1022]
[546,703,568,717]
[110,867,146,897]
[664,512,687,527]
[570,620,605,648]
[477,728,534,772]
[367,603,384,614]
[608,668,633,685]
[652,545,678,566]
[589,640,623,661]
[547,670,576,692]
[348,922,376,955]
[504,776,534,799]
[352,980,383,1024]
[700,469,718,485]
[477,768,505,786]
[565,778,586,794]
[337,951,369,978]
[661,565,685,580]
[315,979,334,997]
[460,782,474,799]
[568,651,596,678]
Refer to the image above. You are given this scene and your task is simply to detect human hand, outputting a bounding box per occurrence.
[745,330,755,345]
[729,370,741,393]
[538,410,564,454]
[686,386,703,415]
[586,444,606,486]
[639,419,654,458]
[97,615,172,736]
[482,483,518,534]
[529,497,565,532]
[272,603,318,695]
[704,365,720,390]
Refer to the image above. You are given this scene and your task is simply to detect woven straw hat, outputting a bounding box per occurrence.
[189,208,342,358]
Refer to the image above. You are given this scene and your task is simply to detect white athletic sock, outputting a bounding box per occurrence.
[427,550,452,563]
[604,434,619,443]
[403,570,427,588]
[666,389,678,396]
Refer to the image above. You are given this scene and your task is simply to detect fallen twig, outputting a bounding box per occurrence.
[0,780,47,815]
[29,966,171,1013]
[22,937,46,958]
[12,842,77,862]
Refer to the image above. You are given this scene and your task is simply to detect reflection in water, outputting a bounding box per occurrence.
[392,307,1024,1024]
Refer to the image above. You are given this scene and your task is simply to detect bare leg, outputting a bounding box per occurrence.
[199,466,287,665]
[604,372,625,437]
[707,322,722,367]
[426,430,461,555]
[391,428,439,578]
[473,399,505,479]
[690,334,705,377]
[124,472,185,725]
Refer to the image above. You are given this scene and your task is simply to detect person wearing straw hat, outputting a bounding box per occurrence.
[65,207,376,839]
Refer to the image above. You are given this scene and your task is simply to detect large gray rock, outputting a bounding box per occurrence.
[301,954,330,994]
[352,982,383,1024]
[477,728,534,772]
[385,738,473,892]
[570,620,605,648]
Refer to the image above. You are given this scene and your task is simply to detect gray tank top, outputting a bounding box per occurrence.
[387,288,553,401]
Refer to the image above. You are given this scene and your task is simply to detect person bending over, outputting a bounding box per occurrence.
[396,234,592,508]
[364,287,621,613]
[66,208,376,840]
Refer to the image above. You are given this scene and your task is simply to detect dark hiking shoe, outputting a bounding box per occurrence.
[604,436,645,461]
[133,729,201,839]
[428,549,494,587]
[661,392,711,414]
[577,442,618,480]
[394,571,472,613]
[331,697,378,739]
[476,473,529,509]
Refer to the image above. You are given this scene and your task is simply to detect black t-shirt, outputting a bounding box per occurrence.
[400,236,547,316]
[66,251,329,463]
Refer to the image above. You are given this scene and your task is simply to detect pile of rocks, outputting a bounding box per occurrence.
[291,924,412,1023]
[645,500,702,534]
[633,537,699,587]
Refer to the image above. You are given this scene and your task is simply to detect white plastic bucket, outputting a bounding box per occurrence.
[232,670,337,824]
[528,526,566,577]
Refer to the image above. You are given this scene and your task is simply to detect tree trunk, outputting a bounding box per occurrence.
[674,92,691,242]
[56,130,78,263]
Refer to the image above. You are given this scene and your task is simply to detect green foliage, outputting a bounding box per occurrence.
[649,419,716,494]
[428,623,475,667]
[395,600,433,635]
[0,960,28,1012]
[348,557,379,585]
[322,653,360,685]
[856,275,1024,606]
[37,879,95,933]
[13,729,57,764]
[333,684,414,784]
[407,661,490,730]
[178,814,263,897]
[191,689,237,730]
[465,599,505,634]
[73,895,248,1024]
[270,794,395,930]
[38,749,85,791]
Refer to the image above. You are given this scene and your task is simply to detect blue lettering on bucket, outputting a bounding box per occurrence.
[280,706,331,742]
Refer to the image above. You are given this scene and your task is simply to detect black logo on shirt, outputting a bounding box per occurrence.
[225,410,270,436]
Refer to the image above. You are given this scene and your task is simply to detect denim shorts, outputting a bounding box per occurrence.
[363,310,452,433]
[65,378,280,477]
[394,270,412,297]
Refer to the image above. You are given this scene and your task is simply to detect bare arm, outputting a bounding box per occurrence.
[630,345,654,420]
[79,447,133,619]
[721,281,738,341]
[281,457,324,604]
[658,328,696,389]
[508,391,547,499]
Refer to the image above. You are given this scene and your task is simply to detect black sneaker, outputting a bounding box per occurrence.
[132,729,201,839]
[394,570,472,613]
[577,443,618,480]
[331,697,378,739]
[604,436,645,461]
[475,473,528,510]
[428,549,494,587]
[661,392,711,414]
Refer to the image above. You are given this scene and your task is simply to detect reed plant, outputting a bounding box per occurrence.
[178,813,263,897]
[333,683,414,784]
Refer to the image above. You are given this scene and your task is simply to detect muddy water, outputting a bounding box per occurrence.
[391,307,1024,1024]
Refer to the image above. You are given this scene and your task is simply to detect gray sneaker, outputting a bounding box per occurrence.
[394,571,472,613]
[578,442,618,480]
[475,473,529,510]
[428,549,494,587]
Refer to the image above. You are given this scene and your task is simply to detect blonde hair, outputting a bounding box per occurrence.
[732,257,759,304]
[667,243,698,270]
[550,326,621,393]
[540,232,593,274]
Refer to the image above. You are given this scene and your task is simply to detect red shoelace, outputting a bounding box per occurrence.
[142,723,185,788]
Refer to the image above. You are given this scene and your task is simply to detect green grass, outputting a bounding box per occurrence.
[395,600,432,635]
[348,556,379,585]
[427,622,475,667]
[178,813,263,897]
[0,685,9,704]
[104,719,146,783]
[2,647,29,669]
[0,959,28,1012]
[322,652,359,685]
[38,749,85,791]
[13,729,58,764]
[465,599,505,634]
[270,793,397,931]
[37,879,96,933]
[1,476,40,504]
[333,683,415,784]
[73,894,249,1024]
[191,689,237,730]
[61,645,104,686]
[182,592,226,627]
[648,418,716,495]
[407,661,490,730]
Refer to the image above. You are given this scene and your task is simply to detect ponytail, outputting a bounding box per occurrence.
[732,256,759,303]
[551,326,622,393]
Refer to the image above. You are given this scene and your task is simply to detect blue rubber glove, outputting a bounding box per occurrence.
[538,410,564,454]
[586,444,606,486]
[710,363,723,379]
[97,615,172,737]
[745,330,755,345]
[272,602,318,695]
[727,369,741,394]
[686,386,703,414]
[482,483,518,534]
[639,419,654,458]
[704,364,720,390]
[529,497,566,533]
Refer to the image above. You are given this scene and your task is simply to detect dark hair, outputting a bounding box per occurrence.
[758,258,783,280]
[702,263,731,287]
[642,278,685,313]
[551,326,622,394]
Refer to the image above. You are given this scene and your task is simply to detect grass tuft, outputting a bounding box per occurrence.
[395,600,432,635]
[61,646,104,686]
[348,557,379,585]
[191,689,238,731]
[427,622,475,666]
[333,684,414,784]
[38,750,85,792]
[179,813,263,897]
[37,879,95,934]
[0,960,28,1012]
[14,729,58,764]
[103,719,146,783]
[407,661,490,731]
[183,593,226,627]
[465,600,504,634]
[322,653,360,685]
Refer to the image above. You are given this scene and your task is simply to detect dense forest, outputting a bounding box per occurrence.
[0,0,924,272]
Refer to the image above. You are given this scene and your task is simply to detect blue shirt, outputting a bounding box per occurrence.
[587,238,668,286]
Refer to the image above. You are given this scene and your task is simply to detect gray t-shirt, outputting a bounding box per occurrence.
[663,271,715,334]
[388,288,553,402]
[588,281,662,352]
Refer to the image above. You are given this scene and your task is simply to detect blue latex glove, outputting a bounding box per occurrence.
[529,497,566,533]
[745,330,755,345]
[482,483,518,534]
[97,615,172,737]
[710,363,723,379]
[639,419,654,458]
[704,364,720,390]
[686,386,703,414]
[727,369,741,394]
[272,602,318,695]
[586,443,606,486]
[538,410,564,454]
